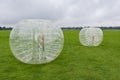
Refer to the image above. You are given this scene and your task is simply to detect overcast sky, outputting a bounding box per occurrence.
[0,0,120,27]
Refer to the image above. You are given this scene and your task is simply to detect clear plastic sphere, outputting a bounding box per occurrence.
[79,28,103,46]
[9,19,64,64]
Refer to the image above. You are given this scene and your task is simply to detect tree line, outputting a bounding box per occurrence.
[0,26,12,30]
[0,26,120,30]
[61,26,120,30]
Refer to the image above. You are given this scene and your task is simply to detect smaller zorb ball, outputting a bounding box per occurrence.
[79,27,103,46]
[9,19,64,64]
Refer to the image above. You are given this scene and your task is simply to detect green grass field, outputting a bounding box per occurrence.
[0,30,120,80]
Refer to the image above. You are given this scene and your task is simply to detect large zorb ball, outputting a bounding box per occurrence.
[10,19,64,64]
[79,28,103,46]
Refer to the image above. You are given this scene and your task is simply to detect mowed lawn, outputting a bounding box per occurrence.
[0,30,120,80]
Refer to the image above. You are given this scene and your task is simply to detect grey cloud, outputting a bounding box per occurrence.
[0,0,120,26]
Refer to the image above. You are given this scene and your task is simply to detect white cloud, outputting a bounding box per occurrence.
[0,0,120,27]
